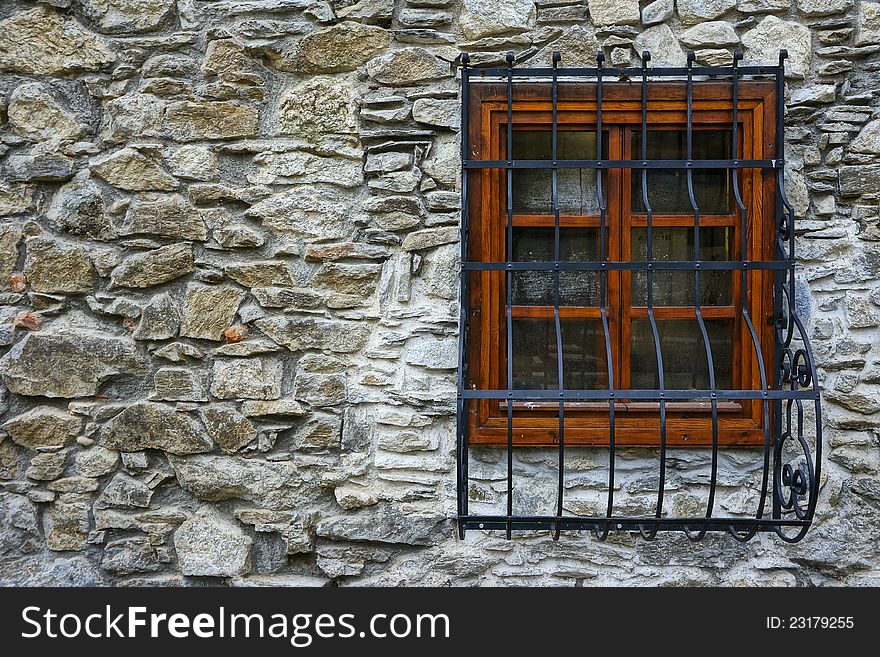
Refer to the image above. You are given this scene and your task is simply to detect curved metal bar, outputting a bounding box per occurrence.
[505,52,515,541]
[456,53,471,538]
[550,51,565,542]
[593,50,617,542]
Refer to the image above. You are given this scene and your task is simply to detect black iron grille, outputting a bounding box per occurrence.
[456,50,822,542]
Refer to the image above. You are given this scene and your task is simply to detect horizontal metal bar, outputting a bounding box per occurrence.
[469,66,781,78]
[460,516,809,532]
[462,260,793,272]
[459,389,820,401]
[464,159,779,170]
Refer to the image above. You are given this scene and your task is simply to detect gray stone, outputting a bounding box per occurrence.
[633,24,686,68]
[0,224,20,284]
[164,101,259,141]
[840,165,880,196]
[737,0,790,11]
[74,447,119,478]
[0,7,116,75]
[120,194,207,241]
[587,0,639,26]
[255,316,371,353]
[179,284,244,341]
[200,405,257,453]
[46,173,115,240]
[315,505,444,546]
[43,497,90,551]
[459,0,536,39]
[24,236,94,294]
[267,22,391,73]
[225,261,294,288]
[167,145,218,181]
[401,226,458,251]
[365,151,412,174]
[851,120,880,154]
[152,367,209,402]
[7,82,85,142]
[677,0,737,24]
[412,98,459,129]
[0,329,144,398]
[404,335,457,370]
[334,485,379,510]
[101,93,165,142]
[91,148,177,192]
[26,451,68,481]
[6,152,74,183]
[741,16,811,78]
[110,243,194,288]
[797,0,853,16]
[245,186,353,242]
[3,406,82,450]
[310,263,382,296]
[680,22,740,48]
[211,357,283,400]
[174,506,252,577]
[278,76,358,140]
[79,0,175,33]
[856,1,880,45]
[101,538,161,575]
[97,474,154,508]
[366,48,449,86]
[642,0,674,25]
[133,293,180,340]
[102,402,213,455]
[240,399,307,417]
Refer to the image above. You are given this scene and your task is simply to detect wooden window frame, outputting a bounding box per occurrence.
[464,80,777,448]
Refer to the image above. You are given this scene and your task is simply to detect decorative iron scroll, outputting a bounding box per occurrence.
[455,49,822,542]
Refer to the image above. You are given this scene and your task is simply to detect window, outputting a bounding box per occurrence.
[463,78,775,447]
[456,52,823,541]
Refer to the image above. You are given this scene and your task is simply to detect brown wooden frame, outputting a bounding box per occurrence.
[465,81,777,447]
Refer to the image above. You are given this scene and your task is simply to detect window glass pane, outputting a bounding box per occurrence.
[631,130,732,214]
[512,227,600,306]
[511,319,607,390]
[630,227,732,306]
[630,319,733,389]
[511,130,607,215]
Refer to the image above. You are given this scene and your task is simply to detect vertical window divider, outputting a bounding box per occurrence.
[505,52,515,540]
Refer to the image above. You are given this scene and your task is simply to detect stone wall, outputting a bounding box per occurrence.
[0,0,878,586]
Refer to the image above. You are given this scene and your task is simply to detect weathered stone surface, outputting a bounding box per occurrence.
[152,367,209,402]
[680,22,740,48]
[840,165,880,196]
[240,399,307,417]
[245,186,353,242]
[310,263,382,296]
[851,120,880,155]
[7,82,86,142]
[742,16,811,78]
[738,0,790,10]
[401,226,458,251]
[404,336,457,370]
[201,405,257,453]
[225,262,294,288]
[677,0,736,24]
[0,7,116,75]
[44,498,90,551]
[211,358,283,400]
[97,473,154,508]
[0,329,143,398]
[110,243,194,288]
[366,48,449,86]
[412,98,459,129]
[633,24,686,68]
[856,1,880,45]
[91,148,177,192]
[101,93,164,142]
[797,0,853,15]
[102,402,212,455]
[278,77,358,140]
[24,236,94,294]
[179,284,244,341]
[316,505,445,546]
[164,102,259,141]
[6,151,74,183]
[174,506,252,577]
[26,450,68,480]
[120,194,207,241]
[75,447,119,478]
[167,145,218,181]
[133,293,179,340]
[168,455,307,509]
[0,224,21,284]
[642,0,674,25]
[255,316,371,353]
[587,0,640,26]
[268,22,391,73]
[3,406,82,450]
[459,0,536,39]
[80,0,175,33]
[101,538,161,575]
[46,173,115,239]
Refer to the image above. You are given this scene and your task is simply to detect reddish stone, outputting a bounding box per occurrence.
[10,273,28,293]
[13,311,41,331]
[224,324,248,343]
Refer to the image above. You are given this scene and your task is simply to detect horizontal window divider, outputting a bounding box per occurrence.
[460,517,810,533]
[464,158,779,169]
[469,66,782,78]
[460,389,819,401]
[463,260,794,271]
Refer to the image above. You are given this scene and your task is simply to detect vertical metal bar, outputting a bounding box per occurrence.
[683,51,719,541]
[505,52,515,540]
[595,50,617,541]
[456,53,471,538]
[637,49,667,541]
[550,52,565,541]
